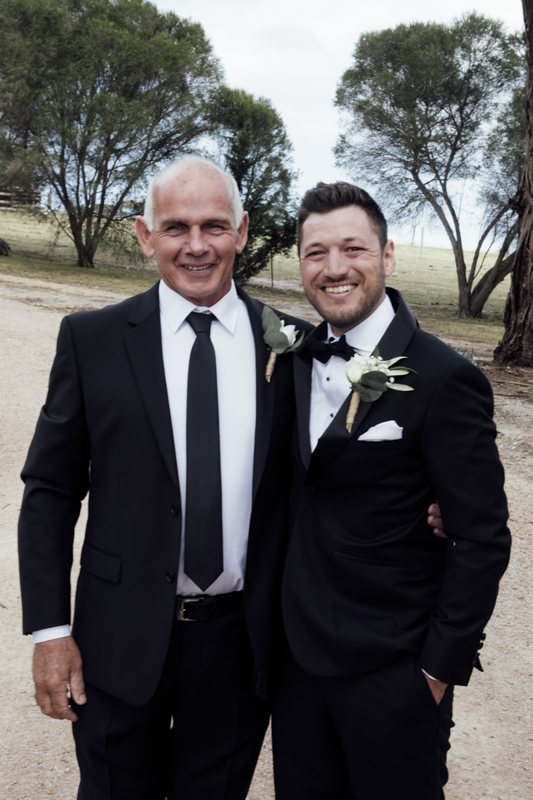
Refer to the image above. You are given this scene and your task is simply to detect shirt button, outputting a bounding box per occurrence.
[166,571,176,583]
[171,504,179,516]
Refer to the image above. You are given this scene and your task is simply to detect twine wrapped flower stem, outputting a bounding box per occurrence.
[262,306,305,382]
[345,348,416,432]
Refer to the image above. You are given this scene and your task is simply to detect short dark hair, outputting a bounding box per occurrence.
[297,181,388,253]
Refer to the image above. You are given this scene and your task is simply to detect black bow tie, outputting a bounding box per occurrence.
[303,334,355,364]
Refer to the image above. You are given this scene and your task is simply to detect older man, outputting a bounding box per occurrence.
[18,155,312,799]
[273,182,511,800]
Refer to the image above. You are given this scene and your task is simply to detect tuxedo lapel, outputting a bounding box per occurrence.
[308,290,417,481]
[237,287,276,501]
[124,282,180,491]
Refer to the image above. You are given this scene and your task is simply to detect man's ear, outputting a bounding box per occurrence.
[235,211,249,254]
[383,240,396,278]
[135,217,155,259]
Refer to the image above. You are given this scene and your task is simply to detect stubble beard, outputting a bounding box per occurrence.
[305,271,386,333]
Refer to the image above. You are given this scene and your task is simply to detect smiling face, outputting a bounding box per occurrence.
[135,166,248,307]
[299,205,395,336]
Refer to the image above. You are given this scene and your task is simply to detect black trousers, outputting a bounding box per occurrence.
[272,648,454,800]
[72,611,270,800]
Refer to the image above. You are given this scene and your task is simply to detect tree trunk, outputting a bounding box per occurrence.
[470,251,515,318]
[454,244,473,317]
[494,0,533,365]
[0,237,12,256]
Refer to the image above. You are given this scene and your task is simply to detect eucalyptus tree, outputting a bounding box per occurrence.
[334,13,524,317]
[0,0,221,267]
[494,0,533,365]
[209,87,298,283]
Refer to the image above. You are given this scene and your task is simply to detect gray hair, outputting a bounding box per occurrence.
[142,155,243,231]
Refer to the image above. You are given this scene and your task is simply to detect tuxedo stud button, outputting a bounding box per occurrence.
[166,571,176,583]
[171,504,179,516]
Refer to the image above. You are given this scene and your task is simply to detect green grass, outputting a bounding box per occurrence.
[0,253,158,294]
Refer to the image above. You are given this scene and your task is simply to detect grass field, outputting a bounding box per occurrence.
[0,209,509,347]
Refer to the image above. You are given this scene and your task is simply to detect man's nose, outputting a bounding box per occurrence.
[186,226,208,256]
[323,250,347,280]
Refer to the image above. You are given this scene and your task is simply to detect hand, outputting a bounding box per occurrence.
[33,637,86,721]
[424,673,448,705]
[427,502,447,538]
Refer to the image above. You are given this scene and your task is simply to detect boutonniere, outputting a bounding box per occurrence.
[262,306,305,382]
[344,347,415,432]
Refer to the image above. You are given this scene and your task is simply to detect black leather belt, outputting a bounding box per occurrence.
[176,591,244,622]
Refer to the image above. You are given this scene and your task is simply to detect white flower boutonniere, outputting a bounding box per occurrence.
[262,306,305,382]
[344,347,416,432]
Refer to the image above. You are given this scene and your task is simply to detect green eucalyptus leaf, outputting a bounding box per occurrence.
[262,306,282,335]
[388,383,415,391]
[264,330,290,353]
[358,386,384,402]
[364,378,390,392]
[361,371,388,385]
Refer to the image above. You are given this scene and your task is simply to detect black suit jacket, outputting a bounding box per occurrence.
[18,281,313,706]
[282,289,511,687]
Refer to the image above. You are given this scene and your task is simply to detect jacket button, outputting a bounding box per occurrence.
[307,485,316,494]
[171,504,179,516]
[166,571,175,583]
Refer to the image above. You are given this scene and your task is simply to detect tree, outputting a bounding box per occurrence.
[494,0,533,365]
[334,13,524,317]
[208,87,298,284]
[0,0,221,267]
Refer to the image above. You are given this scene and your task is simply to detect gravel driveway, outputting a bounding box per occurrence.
[0,275,531,799]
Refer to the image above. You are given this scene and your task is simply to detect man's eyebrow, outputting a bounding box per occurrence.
[160,216,232,227]
[303,236,366,251]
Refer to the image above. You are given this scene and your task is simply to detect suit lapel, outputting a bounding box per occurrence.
[124,282,180,491]
[308,290,418,481]
[237,287,276,501]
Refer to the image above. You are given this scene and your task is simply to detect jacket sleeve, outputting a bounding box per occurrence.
[18,316,91,634]
[419,359,511,685]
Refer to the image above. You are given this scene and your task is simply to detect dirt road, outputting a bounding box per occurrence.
[0,274,531,799]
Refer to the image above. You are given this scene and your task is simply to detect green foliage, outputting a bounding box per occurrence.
[334,12,525,317]
[208,87,298,283]
[0,0,221,266]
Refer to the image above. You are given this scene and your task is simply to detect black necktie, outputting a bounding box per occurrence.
[184,312,223,591]
[303,334,355,364]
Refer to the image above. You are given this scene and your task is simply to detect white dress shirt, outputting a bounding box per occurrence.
[33,280,256,642]
[309,294,395,451]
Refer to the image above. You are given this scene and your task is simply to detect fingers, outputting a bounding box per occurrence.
[69,660,87,706]
[33,637,85,721]
[423,674,448,706]
[427,501,448,538]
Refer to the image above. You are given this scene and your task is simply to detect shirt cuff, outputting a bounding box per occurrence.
[32,625,72,644]
[421,668,440,682]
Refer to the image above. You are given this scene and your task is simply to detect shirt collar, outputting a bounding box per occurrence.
[326,294,395,355]
[159,279,241,335]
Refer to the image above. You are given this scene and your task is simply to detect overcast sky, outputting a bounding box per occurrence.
[156,0,525,248]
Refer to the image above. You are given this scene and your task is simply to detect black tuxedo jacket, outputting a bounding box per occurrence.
[18,282,313,706]
[282,289,511,687]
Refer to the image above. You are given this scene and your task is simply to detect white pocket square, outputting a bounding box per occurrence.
[357,420,403,442]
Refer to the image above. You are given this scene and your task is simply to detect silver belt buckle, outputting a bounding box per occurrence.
[177,597,202,622]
